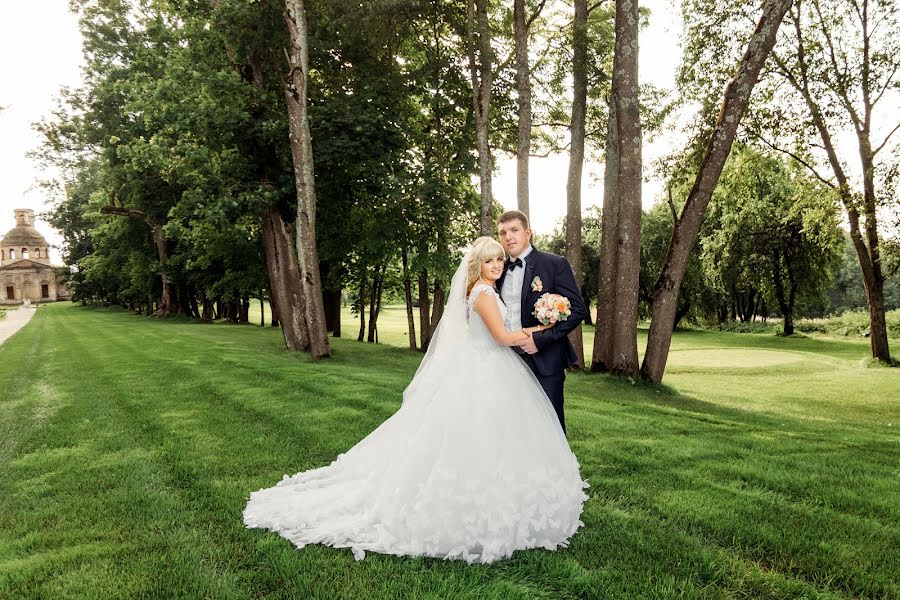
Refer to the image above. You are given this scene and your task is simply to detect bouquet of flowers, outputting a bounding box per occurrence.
[532,293,571,326]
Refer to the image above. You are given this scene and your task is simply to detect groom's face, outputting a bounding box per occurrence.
[498,218,532,258]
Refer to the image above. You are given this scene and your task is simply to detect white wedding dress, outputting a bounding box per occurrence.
[243,255,589,564]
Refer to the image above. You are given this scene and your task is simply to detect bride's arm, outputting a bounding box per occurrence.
[473,293,531,346]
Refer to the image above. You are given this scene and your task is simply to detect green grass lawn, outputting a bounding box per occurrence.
[1,303,898,598]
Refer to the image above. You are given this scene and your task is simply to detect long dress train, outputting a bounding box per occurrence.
[243,282,588,563]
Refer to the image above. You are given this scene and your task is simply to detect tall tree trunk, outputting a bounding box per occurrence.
[402,249,417,350]
[773,248,790,332]
[566,0,588,369]
[235,43,305,343]
[431,278,445,332]
[259,289,265,327]
[241,292,251,323]
[261,206,310,351]
[368,265,384,343]
[581,285,594,326]
[592,106,618,372]
[772,3,891,362]
[418,269,432,351]
[323,288,341,337]
[269,285,280,327]
[468,0,494,235]
[641,0,794,383]
[592,0,642,376]
[200,291,214,322]
[357,270,367,342]
[514,0,531,218]
[283,0,330,359]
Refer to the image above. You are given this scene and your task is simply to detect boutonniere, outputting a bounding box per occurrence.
[531,276,543,292]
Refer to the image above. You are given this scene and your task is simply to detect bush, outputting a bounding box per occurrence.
[711,320,780,334]
[796,309,900,338]
[698,308,900,338]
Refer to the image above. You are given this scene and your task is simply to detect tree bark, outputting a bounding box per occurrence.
[468,0,494,235]
[323,288,341,337]
[235,38,306,345]
[641,0,794,383]
[592,107,618,372]
[402,249,417,351]
[592,0,642,377]
[566,0,588,369]
[259,289,265,327]
[431,278,445,332]
[357,270,367,342]
[283,0,331,359]
[418,269,432,351]
[261,206,310,351]
[241,292,251,323]
[367,265,384,343]
[514,0,531,218]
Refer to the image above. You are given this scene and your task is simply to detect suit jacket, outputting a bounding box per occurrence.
[497,248,587,377]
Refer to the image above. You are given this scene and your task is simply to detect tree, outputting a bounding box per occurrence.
[592,0,642,377]
[701,147,843,334]
[468,0,494,235]
[512,0,547,218]
[565,0,588,368]
[641,0,794,383]
[762,0,899,362]
[283,0,331,358]
[640,199,719,328]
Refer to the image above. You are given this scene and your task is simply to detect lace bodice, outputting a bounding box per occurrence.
[467,284,507,349]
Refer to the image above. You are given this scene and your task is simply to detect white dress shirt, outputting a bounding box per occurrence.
[501,245,533,331]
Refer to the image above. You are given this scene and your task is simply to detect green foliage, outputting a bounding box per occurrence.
[543,207,601,311]
[701,147,844,324]
[640,201,719,324]
[796,308,900,338]
[39,0,483,314]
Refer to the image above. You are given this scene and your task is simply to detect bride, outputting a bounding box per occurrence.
[243,236,589,564]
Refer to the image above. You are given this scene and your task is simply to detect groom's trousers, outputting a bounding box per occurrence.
[517,352,566,435]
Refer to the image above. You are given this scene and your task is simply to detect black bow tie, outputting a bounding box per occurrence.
[506,257,523,271]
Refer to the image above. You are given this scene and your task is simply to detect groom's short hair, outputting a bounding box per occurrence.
[498,210,530,231]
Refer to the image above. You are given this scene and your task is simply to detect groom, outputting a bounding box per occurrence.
[496,210,587,435]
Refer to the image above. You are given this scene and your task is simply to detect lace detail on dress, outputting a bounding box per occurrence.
[466,284,506,350]
[467,283,497,305]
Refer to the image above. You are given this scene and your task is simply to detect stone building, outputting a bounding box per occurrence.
[0,209,69,304]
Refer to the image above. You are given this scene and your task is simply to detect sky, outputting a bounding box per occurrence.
[0,0,683,256]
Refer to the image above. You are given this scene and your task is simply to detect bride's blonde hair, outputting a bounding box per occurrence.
[466,236,505,296]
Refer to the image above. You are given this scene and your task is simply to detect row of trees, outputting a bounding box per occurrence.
[548,145,849,335]
[41,0,898,383]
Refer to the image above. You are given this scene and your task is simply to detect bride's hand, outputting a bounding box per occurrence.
[525,323,554,333]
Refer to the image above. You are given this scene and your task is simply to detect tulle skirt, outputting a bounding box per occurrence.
[243,342,589,564]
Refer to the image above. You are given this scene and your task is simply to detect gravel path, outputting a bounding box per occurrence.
[0,307,37,346]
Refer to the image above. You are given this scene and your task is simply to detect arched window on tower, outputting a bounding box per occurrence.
[34,248,41,258]
[22,248,29,259]
[9,249,15,260]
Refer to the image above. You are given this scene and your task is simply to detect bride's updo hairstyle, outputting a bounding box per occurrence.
[466,236,505,296]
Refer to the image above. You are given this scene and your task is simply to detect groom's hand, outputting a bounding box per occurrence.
[515,332,538,354]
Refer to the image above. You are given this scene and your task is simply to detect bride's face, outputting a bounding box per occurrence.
[481,254,505,283]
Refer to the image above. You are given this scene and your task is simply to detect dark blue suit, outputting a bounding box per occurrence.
[497,248,587,434]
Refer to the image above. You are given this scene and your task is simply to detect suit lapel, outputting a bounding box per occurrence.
[521,250,538,321]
